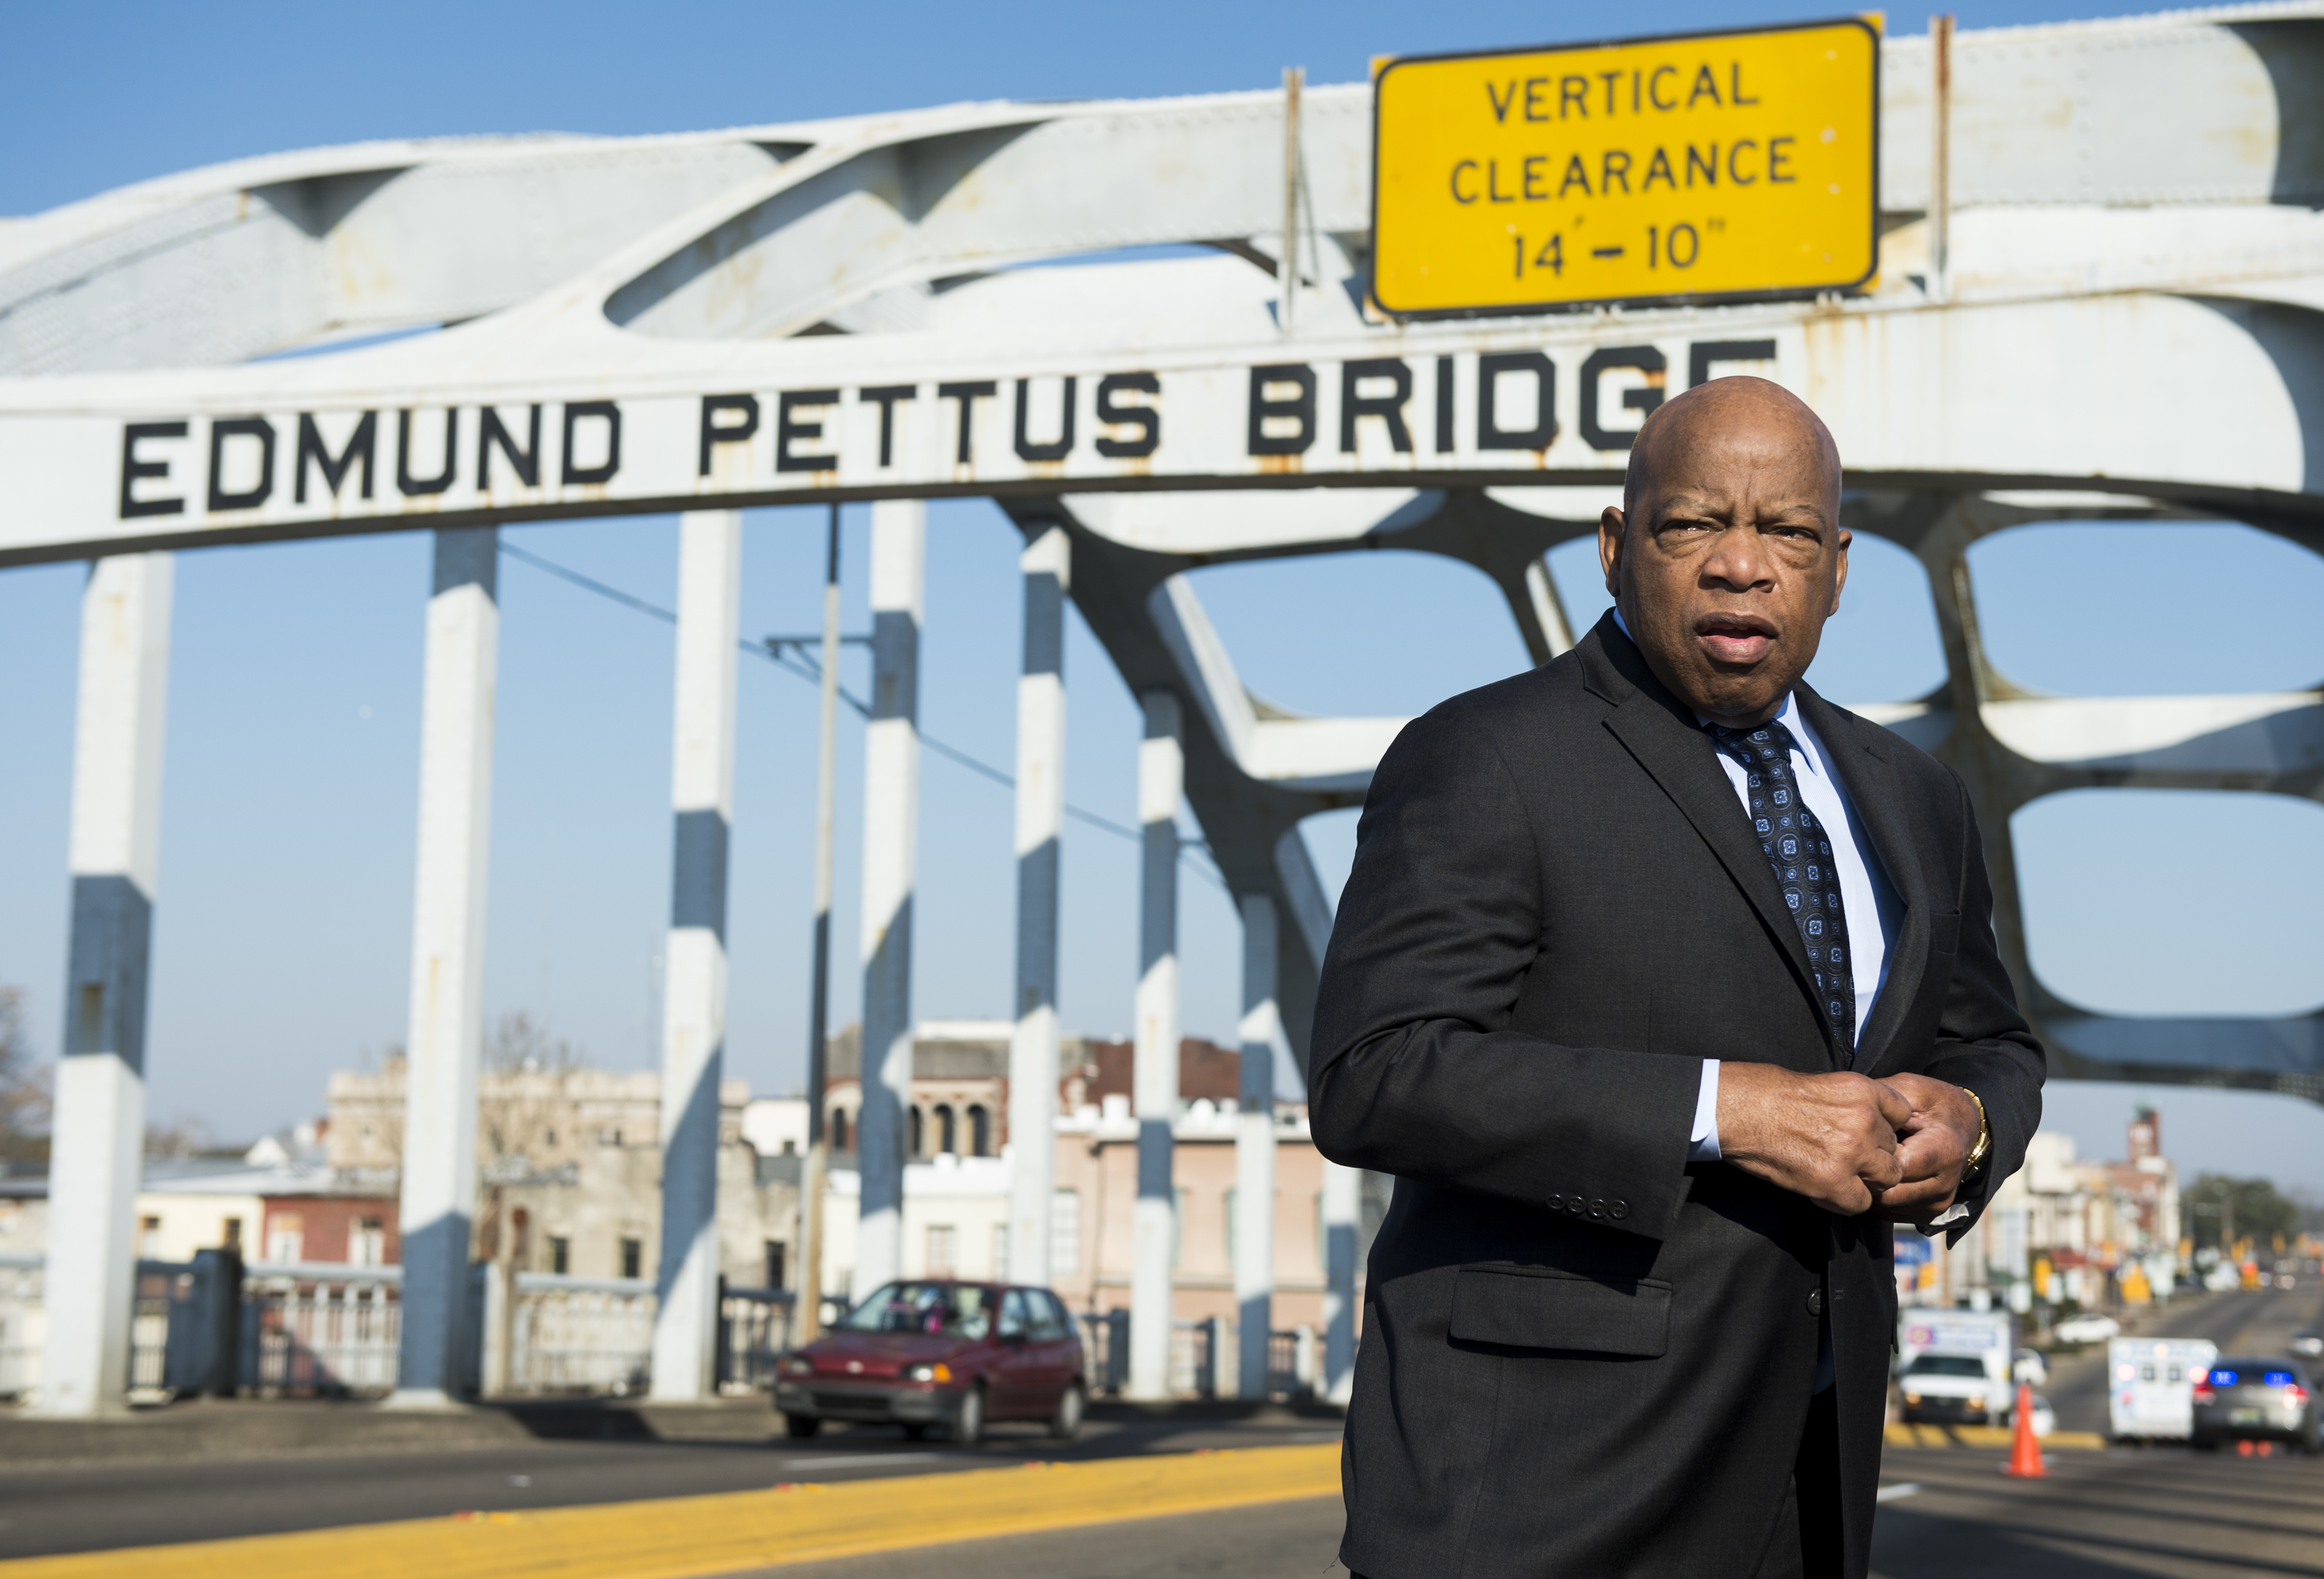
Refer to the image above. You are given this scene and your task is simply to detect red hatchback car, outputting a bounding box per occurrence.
[774,1280,1087,1443]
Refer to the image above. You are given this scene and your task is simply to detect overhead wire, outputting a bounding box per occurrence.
[497,539,1222,887]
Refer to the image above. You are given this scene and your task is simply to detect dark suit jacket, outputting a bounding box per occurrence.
[1310,615,2043,1579]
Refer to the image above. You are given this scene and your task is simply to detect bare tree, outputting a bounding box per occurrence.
[0,987,50,1168]
[474,1012,588,1265]
[144,1116,215,1159]
[477,1012,585,1170]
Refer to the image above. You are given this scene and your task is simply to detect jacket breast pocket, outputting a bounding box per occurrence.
[1447,1265,1672,1358]
[1929,910,1961,957]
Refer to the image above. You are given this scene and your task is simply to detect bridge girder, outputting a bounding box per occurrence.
[4,6,2324,1099]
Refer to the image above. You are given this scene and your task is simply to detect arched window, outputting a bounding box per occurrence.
[830,1107,849,1153]
[910,1106,925,1158]
[967,1105,991,1157]
[936,1105,958,1156]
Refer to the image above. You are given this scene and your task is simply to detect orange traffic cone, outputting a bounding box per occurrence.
[2003,1382,2045,1478]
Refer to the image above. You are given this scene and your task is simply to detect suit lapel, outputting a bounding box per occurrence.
[1585,622,1826,1042]
[1794,687,1934,1077]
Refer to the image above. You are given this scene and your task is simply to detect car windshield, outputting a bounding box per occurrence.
[835,1282,993,1338]
[1908,1355,1988,1377]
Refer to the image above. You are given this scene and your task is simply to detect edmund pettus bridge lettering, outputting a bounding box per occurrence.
[110,341,1784,529]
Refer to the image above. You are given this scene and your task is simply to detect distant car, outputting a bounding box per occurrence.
[773,1280,1086,1444]
[2291,1330,2323,1360]
[1900,1352,2003,1424]
[2053,1314,2121,1346]
[2013,1347,2049,1387]
[2004,1392,2057,1438]
[2192,1356,2321,1453]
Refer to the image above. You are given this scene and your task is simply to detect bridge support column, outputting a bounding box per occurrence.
[37,553,173,1417]
[1235,892,1278,1398]
[1008,525,1069,1285]
[855,500,923,1296]
[1321,1159,1360,1405]
[1129,691,1182,1400]
[389,528,499,1407]
[651,511,741,1401]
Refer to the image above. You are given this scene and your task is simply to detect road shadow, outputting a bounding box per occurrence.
[1874,1505,2178,1579]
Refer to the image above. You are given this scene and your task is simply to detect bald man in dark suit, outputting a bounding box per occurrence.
[1311,379,2043,1579]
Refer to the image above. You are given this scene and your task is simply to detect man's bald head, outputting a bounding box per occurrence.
[1623,377,1842,518]
[1598,376,1850,727]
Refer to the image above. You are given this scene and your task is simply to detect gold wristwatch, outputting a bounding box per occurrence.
[1958,1087,1992,1178]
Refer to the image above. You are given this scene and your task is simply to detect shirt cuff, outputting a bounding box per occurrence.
[1687,1059,1722,1162]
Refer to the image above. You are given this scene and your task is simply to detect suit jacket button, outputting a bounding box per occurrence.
[1806,1287,1827,1318]
[1589,1198,1606,1218]
[1609,1200,1628,1220]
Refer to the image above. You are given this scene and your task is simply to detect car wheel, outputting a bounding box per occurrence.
[903,1423,931,1441]
[784,1415,821,1439]
[952,1384,985,1445]
[1049,1382,1086,1441]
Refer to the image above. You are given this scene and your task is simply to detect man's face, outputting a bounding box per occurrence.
[1596,386,1849,727]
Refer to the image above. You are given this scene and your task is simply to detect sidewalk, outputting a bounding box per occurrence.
[0,1394,783,1469]
[0,1393,1344,1470]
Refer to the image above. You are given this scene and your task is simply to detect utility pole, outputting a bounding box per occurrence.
[1929,14,1954,300]
[1280,66,1304,333]
[797,503,842,1343]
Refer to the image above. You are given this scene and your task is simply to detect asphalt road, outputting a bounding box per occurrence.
[0,1411,1344,1560]
[1873,1285,2324,1579]
[2039,1282,2324,1436]
[11,1289,2320,1576]
[746,1288,2324,1579]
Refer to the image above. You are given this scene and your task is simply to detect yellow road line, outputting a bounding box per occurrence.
[1885,1423,2107,1451]
[0,1444,1342,1579]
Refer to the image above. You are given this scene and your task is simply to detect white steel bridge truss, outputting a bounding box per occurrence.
[10,10,2324,1411]
[8,5,2321,1095]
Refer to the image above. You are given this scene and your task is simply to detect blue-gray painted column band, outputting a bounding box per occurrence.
[669,809,731,940]
[64,875,153,1072]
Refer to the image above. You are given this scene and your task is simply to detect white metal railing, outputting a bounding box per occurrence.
[718,1285,795,1393]
[507,1272,654,1394]
[0,1253,41,1397]
[130,1260,197,1393]
[1077,1309,1128,1393]
[1266,1325,1320,1397]
[1170,1316,1219,1397]
[0,1256,794,1401]
[241,1261,402,1396]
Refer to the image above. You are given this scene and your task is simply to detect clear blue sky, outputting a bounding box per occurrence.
[2,1,2321,1194]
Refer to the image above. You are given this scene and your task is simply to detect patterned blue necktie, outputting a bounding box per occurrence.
[1705,718,1858,1062]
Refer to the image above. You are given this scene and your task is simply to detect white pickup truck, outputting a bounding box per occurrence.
[1898,1310,2015,1425]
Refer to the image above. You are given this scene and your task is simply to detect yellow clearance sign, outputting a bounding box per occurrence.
[1371,19,1880,315]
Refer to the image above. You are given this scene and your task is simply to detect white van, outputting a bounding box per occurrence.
[2108,1337,2219,1442]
